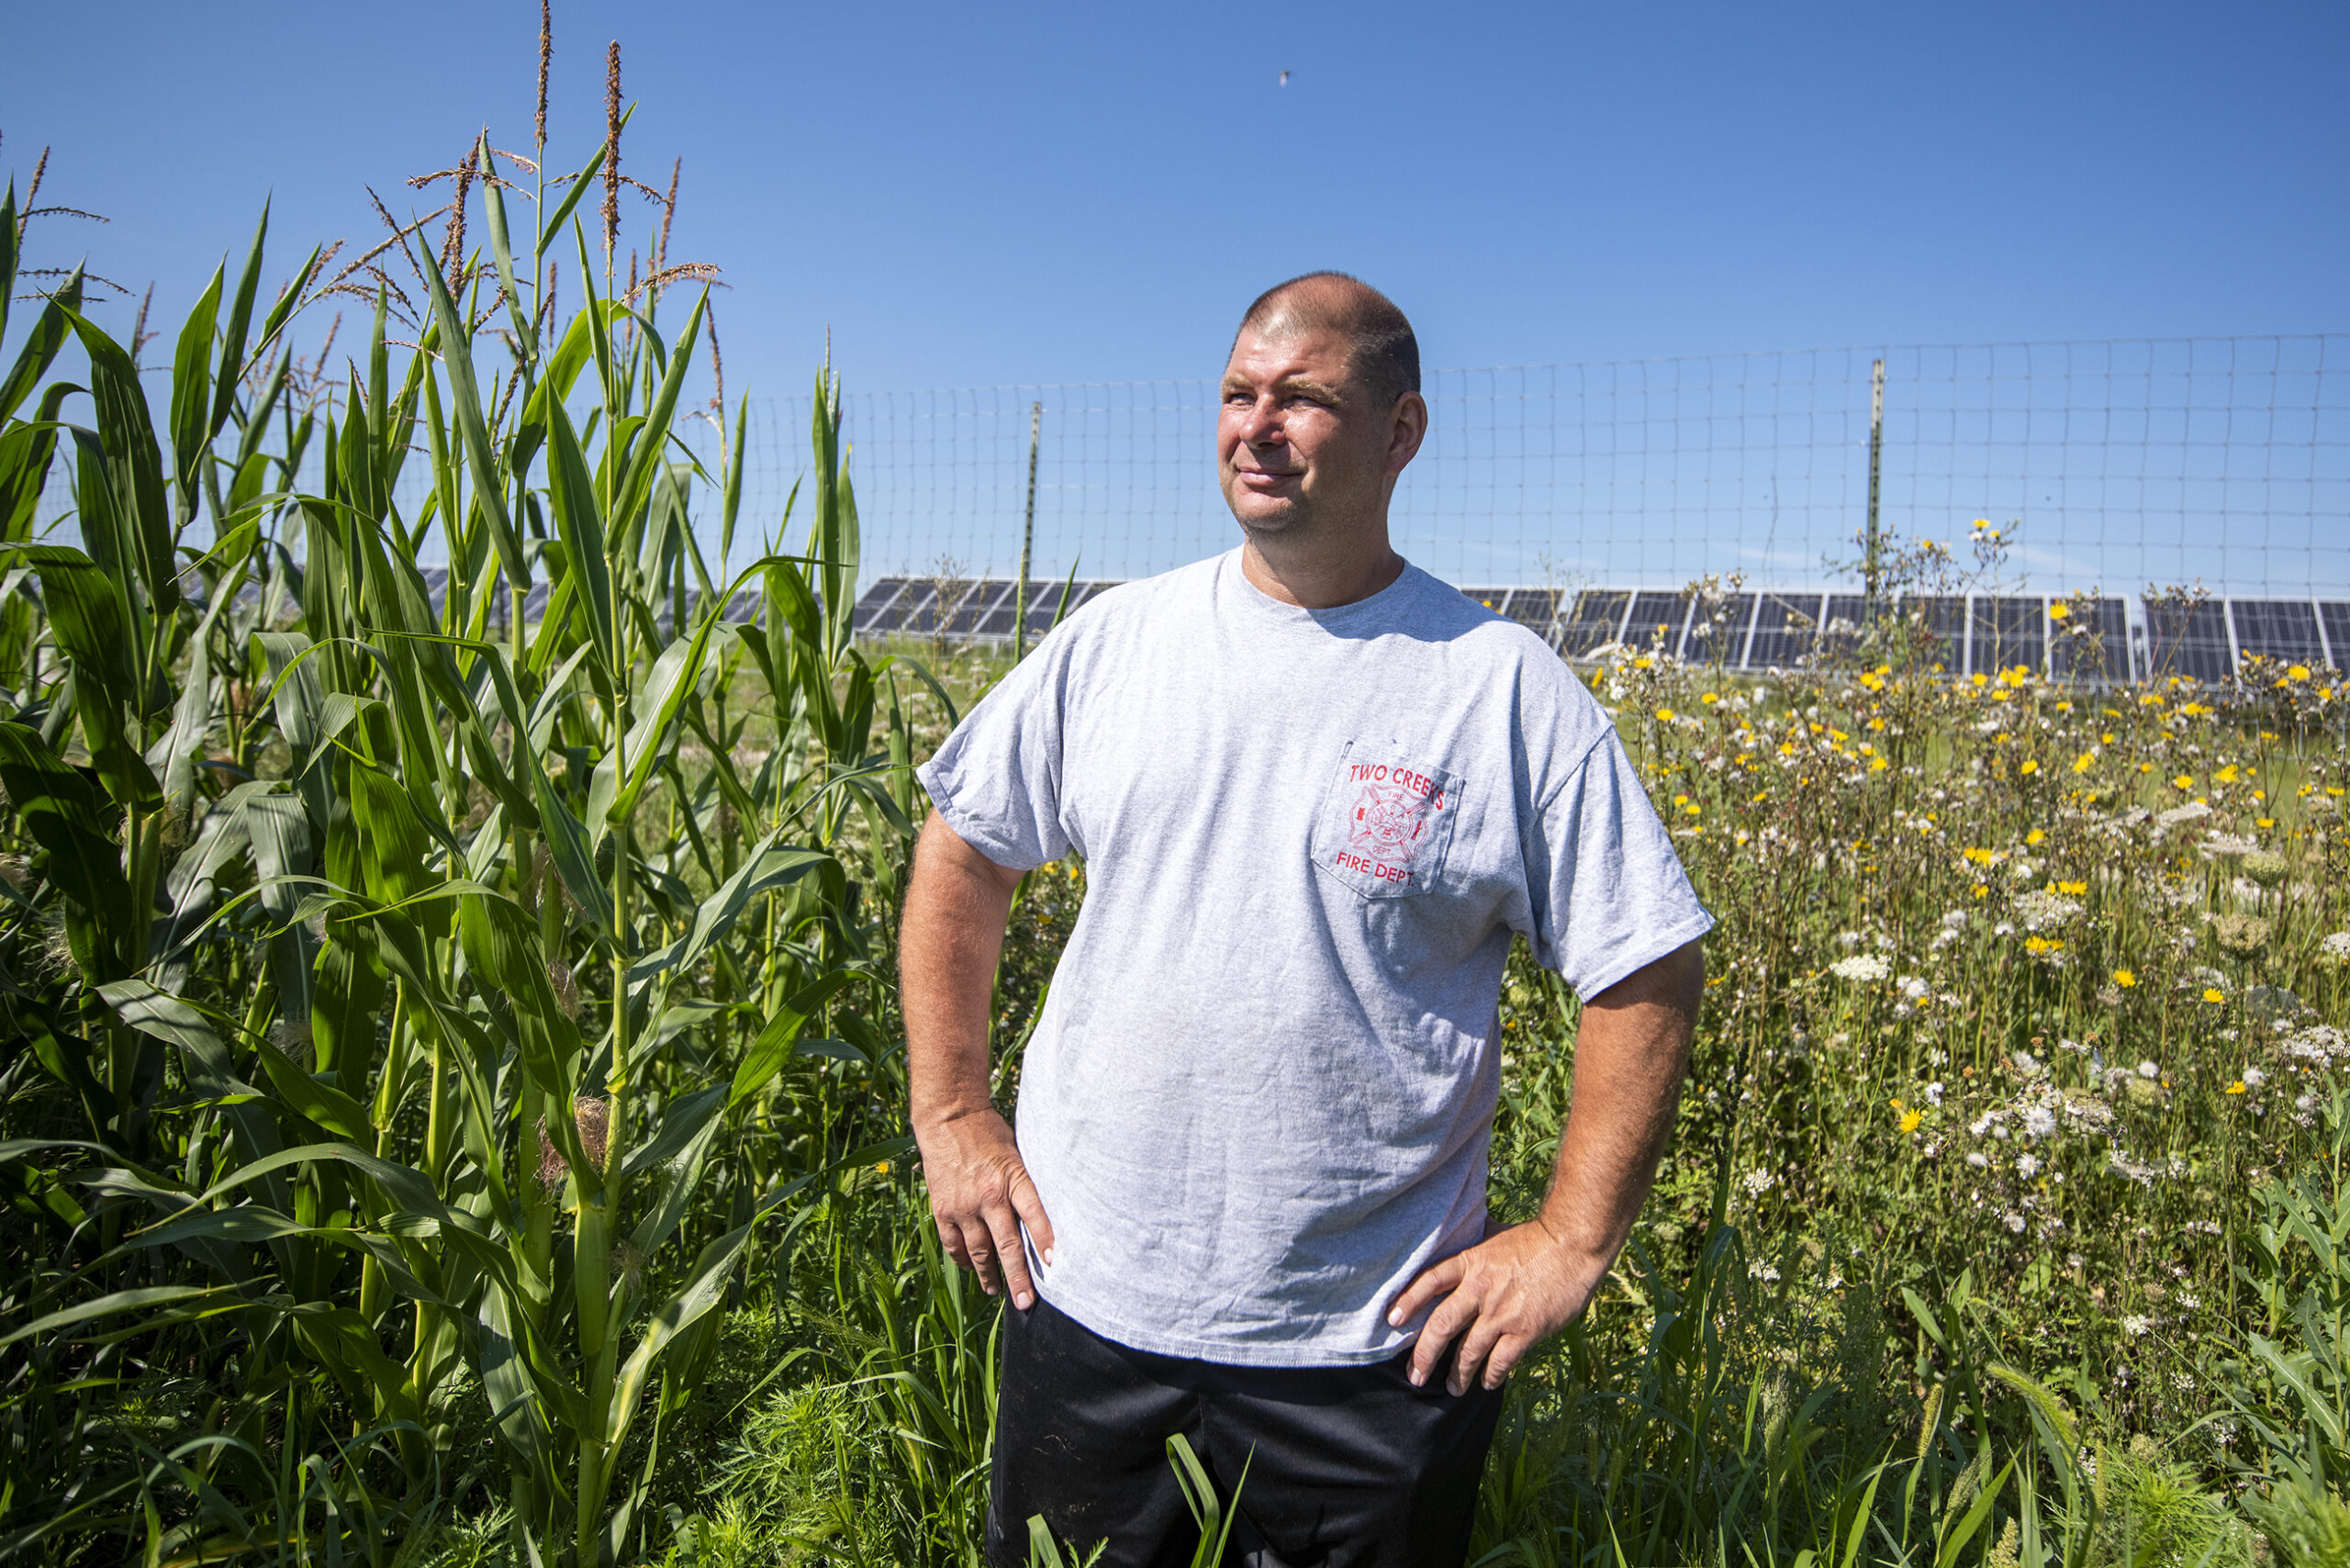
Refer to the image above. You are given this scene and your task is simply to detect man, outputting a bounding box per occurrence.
[903,273,1710,1566]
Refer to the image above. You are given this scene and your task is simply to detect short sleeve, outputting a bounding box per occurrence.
[1521,729,1715,1000]
[915,639,1076,870]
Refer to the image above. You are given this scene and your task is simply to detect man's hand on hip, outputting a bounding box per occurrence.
[915,1106,1056,1310]
[1388,1221,1605,1394]
[1391,938,1706,1396]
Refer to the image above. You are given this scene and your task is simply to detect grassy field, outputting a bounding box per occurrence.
[4,68,2350,1567]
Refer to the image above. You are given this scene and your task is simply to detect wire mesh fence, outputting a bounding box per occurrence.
[731,335,2346,601]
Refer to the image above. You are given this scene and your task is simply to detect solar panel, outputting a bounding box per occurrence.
[1748,594,1823,669]
[944,582,1010,635]
[1499,588,1562,639]
[1817,594,1869,664]
[1899,596,1967,673]
[854,577,913,634]
[881,582,939,634]
[822,578,2350,682]
[1971,597,2045,677]
[1681,592,1755,666]
[1557,590,1629,656]
[2322,601,2350,668]
[1626,591,1694,656]
[2143,597,2232,683]
[972,582,1026,637]
[1017,581,1075,636]
[2048,598,2130,682]
[2231,599,2324,666]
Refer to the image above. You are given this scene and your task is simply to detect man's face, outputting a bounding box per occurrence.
[1217,324,1423,542]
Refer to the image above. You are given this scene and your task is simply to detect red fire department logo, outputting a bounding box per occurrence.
[1344,765,1449,867]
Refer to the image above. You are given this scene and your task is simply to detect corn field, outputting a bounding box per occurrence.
[7,63,2350,1568]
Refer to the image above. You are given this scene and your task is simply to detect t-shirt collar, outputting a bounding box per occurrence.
[1220,547,1421,634]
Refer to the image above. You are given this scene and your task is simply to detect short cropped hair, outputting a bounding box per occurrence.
[1235,272,1421,409]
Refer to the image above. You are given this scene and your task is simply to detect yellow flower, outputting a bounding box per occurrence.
[1673,794,1690,806]
[2226,1081,2247,1095]
[2202,987,2225,1004]
[2288,664,2311,681]
[2026,828,2046,846]
[1655,708,1675,722]
[2174,774,2194,790]
[1701,692,1719,704]
[2073,751,2097,775]
[1869,756,1889,773]
[2020,759,2040,775]
[874,1160,893,1175]
[1633,656,1652,670]
[2112,969,2136,988]
[1899,1109,1924,1135]
[2057,880,2087,895]
[2049,602,2070,620]
[1868,716,1886,732]
[1973,883,1989,899]
[2215,765,2239,784]
[2257,817,2276,828]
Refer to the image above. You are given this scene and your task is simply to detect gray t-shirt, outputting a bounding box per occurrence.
[917,551,1712,1366]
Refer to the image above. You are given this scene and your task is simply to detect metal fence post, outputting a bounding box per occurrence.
[1013,399,1041,660]
[1864,357,1885,627]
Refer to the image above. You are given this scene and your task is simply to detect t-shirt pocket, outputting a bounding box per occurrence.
[1309,740,1465,902]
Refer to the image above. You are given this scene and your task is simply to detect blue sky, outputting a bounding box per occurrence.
[12,0,2343,393]
[8,2,2345,592]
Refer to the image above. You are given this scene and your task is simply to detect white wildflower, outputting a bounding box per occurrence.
[2023,1106,2057,1139]
[2015,889,2084,932]
[2137,1060,2159,1080]
[1740,1169,1776,1195]
[1830,954,1890,983]
[1966,1151,1989,1169]
[2121,1314,2154,1337]
[2017,1154,2042,1177]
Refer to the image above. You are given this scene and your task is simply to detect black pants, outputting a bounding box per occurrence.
[985,1296,1505,1568]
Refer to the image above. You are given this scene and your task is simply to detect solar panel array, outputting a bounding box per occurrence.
[847,575,2350,682]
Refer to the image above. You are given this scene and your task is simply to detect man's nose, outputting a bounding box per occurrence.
[1237,396,1285,446]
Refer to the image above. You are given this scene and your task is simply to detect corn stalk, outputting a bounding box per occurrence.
[0,118,926,1566]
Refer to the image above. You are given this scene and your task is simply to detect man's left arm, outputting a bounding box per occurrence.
[1388,935,1705,1394]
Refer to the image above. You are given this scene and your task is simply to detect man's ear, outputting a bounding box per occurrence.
[1387,392,1429,475]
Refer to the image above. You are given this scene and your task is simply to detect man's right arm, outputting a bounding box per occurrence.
[901,808,1055,1309]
